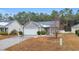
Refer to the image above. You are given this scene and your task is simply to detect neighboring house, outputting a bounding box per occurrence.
[24,21,60,35]
[0,20,22,34]
[71,24,79,33]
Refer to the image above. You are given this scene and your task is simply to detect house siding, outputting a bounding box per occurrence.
[71,24,79,33]
[71,27,79,33]
[7,21,22,34]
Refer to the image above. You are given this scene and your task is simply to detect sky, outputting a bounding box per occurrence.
[0,8,79,15]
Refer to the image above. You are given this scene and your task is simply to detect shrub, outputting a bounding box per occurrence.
[75,30,79,36]
[19,31,23,35]
[37,31,41,35]
[75,30,77,34]
[37,31,47,35]
[41,31,47,35]
[0,32,8,35]
[10,30,18,35]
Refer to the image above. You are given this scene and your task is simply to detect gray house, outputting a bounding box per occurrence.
[24,21,60,35]
[0,20,22,34]
[71,24,79,33]
[0,20,60,35]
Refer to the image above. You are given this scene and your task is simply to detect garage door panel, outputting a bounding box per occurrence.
[24,29,38,35]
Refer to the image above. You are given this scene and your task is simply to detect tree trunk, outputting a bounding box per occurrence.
[55,28,58,39]
[23,26,24,36]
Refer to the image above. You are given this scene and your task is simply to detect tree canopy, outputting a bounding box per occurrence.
[0,8,79,26]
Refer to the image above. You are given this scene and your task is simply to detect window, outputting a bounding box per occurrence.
[0,28,4,32]
[0,28,8,32]
[5,28,8,32]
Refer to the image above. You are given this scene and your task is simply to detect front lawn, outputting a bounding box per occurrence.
[6,36,60,51]
[6,33,79,51]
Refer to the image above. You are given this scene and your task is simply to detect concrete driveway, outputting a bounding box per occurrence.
[0,36,32,50]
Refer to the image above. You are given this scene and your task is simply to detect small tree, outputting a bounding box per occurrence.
[21,16,31,36]
[14,12,31,36]
[54,16,60,38]
[51,10,60,38]
[54,27,59,38]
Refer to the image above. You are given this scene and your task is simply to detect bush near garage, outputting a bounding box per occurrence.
[75,30,79,36]
[37,31,41,35]
[18,31,23,35]
[37,31,47,35]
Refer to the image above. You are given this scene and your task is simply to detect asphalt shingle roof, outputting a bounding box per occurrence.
[72,24,79,28]
[0,21,13,27]
[38,21,59,27]
[24,21,59,28]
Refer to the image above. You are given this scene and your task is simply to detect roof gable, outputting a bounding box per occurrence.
[24,21,40,29]
[25,21,59,28]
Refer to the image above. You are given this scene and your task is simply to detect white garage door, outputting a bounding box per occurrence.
[24,29,38,35]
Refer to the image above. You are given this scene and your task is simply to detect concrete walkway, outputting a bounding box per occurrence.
[0,36,32,50]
